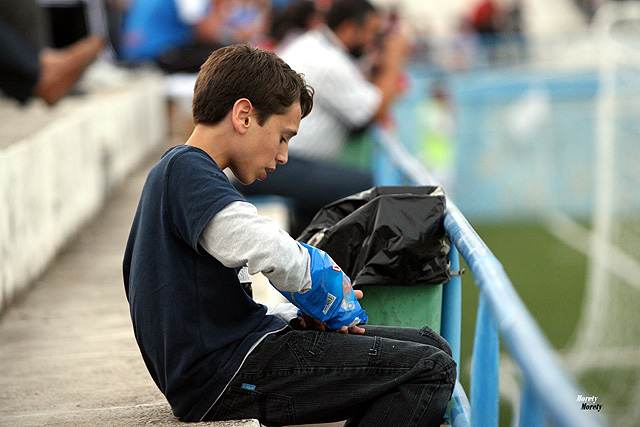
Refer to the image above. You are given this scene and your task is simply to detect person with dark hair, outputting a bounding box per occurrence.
[238,0,410,236]
[124,43,455,426]
[269,0,322,48]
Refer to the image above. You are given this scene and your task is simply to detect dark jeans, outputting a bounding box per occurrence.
[236,155,374,238]
[204,325,456,426]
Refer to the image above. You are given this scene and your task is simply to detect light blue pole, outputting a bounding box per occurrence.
[372,142,403,186]
[471,293,500,427]
[442,244,462,378]
[519,379,546,427]
[450,381,472,427]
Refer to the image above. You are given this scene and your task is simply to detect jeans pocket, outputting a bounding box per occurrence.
[261,392,296,426]
[214,385,296,425]
[287,330,328,367]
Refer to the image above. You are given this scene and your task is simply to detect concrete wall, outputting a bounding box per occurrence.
[0,71,167,313]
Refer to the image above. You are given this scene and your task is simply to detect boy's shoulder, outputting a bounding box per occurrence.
[154,144,239,199]
[153,144,222,177]
[160,144,208,164]
[143,144,230,201]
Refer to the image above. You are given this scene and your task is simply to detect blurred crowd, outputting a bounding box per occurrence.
[0,0,532,235]
[0,0,535,106]
[1,0,415,235]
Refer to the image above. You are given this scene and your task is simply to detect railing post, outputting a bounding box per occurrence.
[442,244,462,377]
[471,293,499,427]
[519,379,546,427]
[372,141,403,186]
[449,381,473,427]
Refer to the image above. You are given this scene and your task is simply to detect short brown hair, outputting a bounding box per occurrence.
[192,44,314,126]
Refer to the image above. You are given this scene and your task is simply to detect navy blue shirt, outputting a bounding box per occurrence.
[123,145,287,421]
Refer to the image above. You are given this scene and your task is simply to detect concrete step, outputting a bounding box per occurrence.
[0,158,259,426]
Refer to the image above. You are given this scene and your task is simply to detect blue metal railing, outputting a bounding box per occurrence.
[371,125,607,427]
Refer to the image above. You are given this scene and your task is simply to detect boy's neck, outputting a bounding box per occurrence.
[185,124,233,170]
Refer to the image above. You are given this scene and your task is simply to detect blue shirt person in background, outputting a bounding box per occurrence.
[119,0,268,71]
[120,0,212,62]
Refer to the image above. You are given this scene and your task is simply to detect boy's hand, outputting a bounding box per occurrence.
[289,312,326,332]
[335,290,365,334]
[288,290,366,334]
[335,324,366,334]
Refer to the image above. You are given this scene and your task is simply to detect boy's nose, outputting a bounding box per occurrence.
[276,147,288,165]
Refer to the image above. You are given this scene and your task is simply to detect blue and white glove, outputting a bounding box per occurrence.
[272,243,367,330]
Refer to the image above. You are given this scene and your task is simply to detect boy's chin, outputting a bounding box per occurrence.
[255,169,268,182]
[230,169,258,185]
[236,177,254,185]
[237,175,263,185]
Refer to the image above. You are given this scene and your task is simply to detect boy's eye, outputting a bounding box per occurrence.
[281,137,287,144]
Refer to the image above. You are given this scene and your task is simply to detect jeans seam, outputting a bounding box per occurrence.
[286,339,307,367]
[208,387,239,421]
[367,336,381,365]
[221,386,297,425]
[240,366,414,377]
[413,382,442,426]
[433,359,457,385]
[309,331,323,355]
[437,360,457,375]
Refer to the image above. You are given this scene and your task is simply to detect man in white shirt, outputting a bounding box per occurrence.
[238,0,409,236]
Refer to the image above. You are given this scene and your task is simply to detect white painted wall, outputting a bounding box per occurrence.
[0,71,167,313]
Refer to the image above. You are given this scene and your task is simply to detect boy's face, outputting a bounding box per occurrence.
[232,102,301,185]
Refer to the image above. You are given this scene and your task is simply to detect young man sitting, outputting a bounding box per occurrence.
[123,44,455,426]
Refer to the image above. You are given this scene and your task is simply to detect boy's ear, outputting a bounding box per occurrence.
[232,98,253,135]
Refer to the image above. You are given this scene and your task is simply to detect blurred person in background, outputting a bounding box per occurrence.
[238,0,410,237]
[468,0,511,64]
[450,16,481,71]
[270,0,297,15]
[0,0,104,105]
[416,81,456,194]
[214,0,270,46]
[269,0,323,50]
[119,0,269,72]
[37,0,110,49]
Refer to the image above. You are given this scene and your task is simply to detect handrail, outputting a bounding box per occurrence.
[372,125,607,427]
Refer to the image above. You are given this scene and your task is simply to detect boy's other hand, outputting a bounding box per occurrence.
[289,289,365,334]
[335,324,366,334]
[289,313,326,332]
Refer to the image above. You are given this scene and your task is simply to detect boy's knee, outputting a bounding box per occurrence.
[419,325,453,357]
[425,348,457,385]
[439,338,453,358]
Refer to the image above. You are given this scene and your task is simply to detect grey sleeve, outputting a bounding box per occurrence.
[198,201,312,293]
